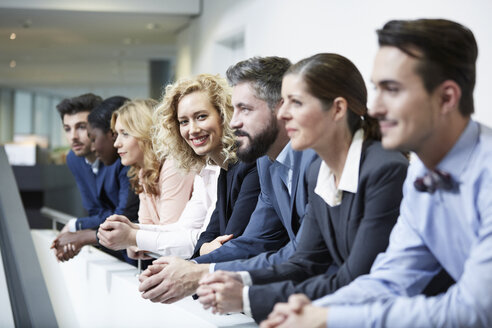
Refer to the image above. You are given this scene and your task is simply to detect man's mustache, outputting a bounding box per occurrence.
[234,130,250,138]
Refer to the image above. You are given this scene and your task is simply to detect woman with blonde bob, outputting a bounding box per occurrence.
[97,99,195,258]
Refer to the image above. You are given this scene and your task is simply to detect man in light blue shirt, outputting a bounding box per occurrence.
[261,18,492,328]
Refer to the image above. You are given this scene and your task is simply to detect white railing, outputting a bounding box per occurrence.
[40,206,73,230]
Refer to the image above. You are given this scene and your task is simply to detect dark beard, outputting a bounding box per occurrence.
[235,119,279,163]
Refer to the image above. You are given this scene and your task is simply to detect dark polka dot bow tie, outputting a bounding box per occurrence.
[414,169,454,193]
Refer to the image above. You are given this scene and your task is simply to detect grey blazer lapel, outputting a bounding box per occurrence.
[270,164,292,226]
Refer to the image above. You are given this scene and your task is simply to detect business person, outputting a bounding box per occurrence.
[197,53,409,322]
[98,99,195,258]
[137,58,317,305]
[51,96,139,262]
[99,76,260,260]
[51,94,135,262]
[262,18,490,328]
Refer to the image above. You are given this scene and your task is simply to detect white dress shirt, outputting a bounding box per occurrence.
[135,165,220,259]
[240,130,364,316]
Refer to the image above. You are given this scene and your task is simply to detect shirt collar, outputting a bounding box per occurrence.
[338,129,364,193]
[200,164,221,177]
[85,157,100,175]
[315,129,364,206]
[275,142,293,170]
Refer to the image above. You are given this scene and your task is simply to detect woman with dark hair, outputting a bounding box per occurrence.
[197,53,408,323]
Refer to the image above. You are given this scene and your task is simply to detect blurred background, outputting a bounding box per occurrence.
[1,0,491,157]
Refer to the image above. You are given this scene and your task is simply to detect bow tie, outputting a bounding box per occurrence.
[414,169,454,193]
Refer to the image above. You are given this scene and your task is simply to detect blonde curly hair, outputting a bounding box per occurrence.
[111,99,161,196]
[152,74,237,172]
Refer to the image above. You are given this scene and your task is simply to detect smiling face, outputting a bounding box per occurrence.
[62,111,93,157]
[369,46,440,153]
[113,117,144,167]
[177,91,223,160]
[87,125,118,166]
[278,74,332,152]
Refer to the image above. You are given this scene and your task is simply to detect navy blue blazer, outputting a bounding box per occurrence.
[247,140,409,322]
[195,144,318,270]
[192,161,260,258]
[66,151,133,230]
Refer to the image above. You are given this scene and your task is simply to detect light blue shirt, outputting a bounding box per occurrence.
[274,141,294,196]
[314,120,492,327]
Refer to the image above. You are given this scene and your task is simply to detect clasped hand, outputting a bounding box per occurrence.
[196,270,244,314]
[97,214,138,250]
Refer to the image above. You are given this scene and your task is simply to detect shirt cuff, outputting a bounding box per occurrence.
[238,271,253,286]
[326,305,367,328]
[135,229,156,252]
[68,218,77,232]
[209,263,216,273]
[242,286,252,317]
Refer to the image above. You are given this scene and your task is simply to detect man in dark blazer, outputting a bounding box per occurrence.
[137,56,318,304]
[191,160,261,259]
[51,94,136,261]
[194,144,316,269]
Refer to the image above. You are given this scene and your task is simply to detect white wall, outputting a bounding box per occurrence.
[176,0,492,126]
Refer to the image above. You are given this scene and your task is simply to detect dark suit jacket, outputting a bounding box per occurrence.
[195,145,318,270]
[192,161,260,258]
[248,140,409,322]
[66,151,134,230]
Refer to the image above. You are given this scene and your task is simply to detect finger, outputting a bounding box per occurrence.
[269,302,292,318]
[147,264,166,274]
[161,295,184,304]
[199,271,232,285]
[108,215,130,224]
[144,285,169,302]
[152,256,175,265]
[199,294,216,310]
[103,221,119,230]
[139,274,164,293]
[263,312,287,328]
[56,251,64,262]
[99,221,111,230]
[288,294,311,313]
[62,249,72,261]
[97,233,109,247]
[139,269,153,282]
[105,214,120,221]
[216,234,234,243]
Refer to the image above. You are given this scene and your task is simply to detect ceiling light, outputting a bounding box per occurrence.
[10,33,16,40]
[10,60,16,68]
[146,23,161,30]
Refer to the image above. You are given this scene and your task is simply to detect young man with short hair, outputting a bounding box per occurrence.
[51,94,137,261]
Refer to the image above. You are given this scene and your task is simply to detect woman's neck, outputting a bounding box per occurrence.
[315,129,353,188]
